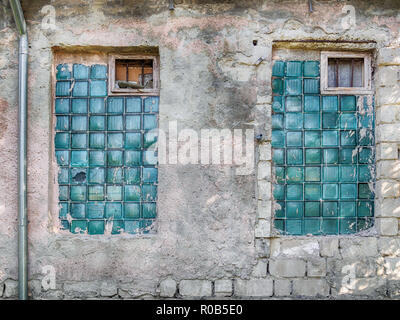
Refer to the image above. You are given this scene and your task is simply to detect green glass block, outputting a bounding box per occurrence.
[272,78,284,95]
[341,130,356,146]
[357,201,373,217]
[55,133,70,149]
[127,97,142,112]
[285,113,303,129]
[108,97,124,113]
[273,184,285,200]
[322,113,339,129]
[56,116,69,131]
[287,148,303,165]
[359,165,373,182]
[287,167,303,183]
[141,219,154,234]
[90,64,107,79]
[272,96,283,113]
[304,95,320,112]
[55,98,70,114]
[107,133,123,149]
[88,167,105,184]
[340,183,357,199]
[70,168,87,184]
[285,79,302,96]
[125,133,141,150]
[125,150,141,166]
[305,167,320,182]
[322,201,338,217]
[340,218,357,234]
[305,149,321,164]
[143,115,157,130]
[304,113,320,129]
[323,166,339,182]
[323,184,339,200]
[286,219,302,235]
[126,115,141,130]
[89,133,105,149]
[56,150,69,166]
[58,167,69,184]
[359,183,374,199]
[60,220,70,231]
[357,218,374,232]
[144,132,157,149]
[305,184,321,200]
[272,61,285,77]
[340,165,357,182]
[88,220,105,235]
[286,184,303,200]
[286,131,302,147]
[107,185,123,201]
[71,151,88,167]
[90,80,107,97]
[143,151,157,165]
[272,149,285,165]
[70,185,86,201]
[56,81,71,97]
[143,167,158,183]
[59,202,69,218]
[275,167,285,183]
[304,131,321,147]
[71,203,86,219]
[142,202,157,218]
[304,219,321,234]
[125,185,141,201]
[72,81,89,97]
[105,203,123,219]
[124,220,141,234]
[272,114,284,129]
[274,201,285,218]
[124,203,140,219]
[340,113,357,130]
[144,97,159,113]
[322,131,338,146]
[340,96,356,111]
[108,115,123,131]
[272,130,285,148]
[73,64,89,79]
[71,220,87,234]
[107,151,123,166]
[56,64,71,80]
[303,79,319,94]
[71,99,88,113]
[71,133,87,149]
[71,116,87,131]
[88,185,104,200]
[321,219,338,235]
[107,167,124,184]
[286,201,303,218]
[89,116,105,131]
[358,148,373,164]
[111,220,124,234]
[305,202,320,217]
[59,186,69,201]
[286,61,302,77]
[285,96,302,112]
[274,219,285,233]
[303,61,319,77]
[322,96,338,112]
[339,148,357,164]
[359,130,374,146]
[89,151,105,166]
[89,98,105,113]
[340,201,356,217]
[125,167,141,184]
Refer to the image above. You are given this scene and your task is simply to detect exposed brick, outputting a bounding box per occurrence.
[377,124,400,142]
[377,143,398,160]
[274,279,291,296]
[257,161,271,180]
[382,258,400,280]
[214,280,232,297]
[388,280,400,298]
[376,66,400,87]
[255,219,271,238]
[179,280,212,297]
[376,218,399,236]
[258,180,271,200]
[377,47,400,65]
[259,143,271,161]
[292,279,329,297]
[377,160,400,179]
[376,180,400,198]
[340,238,378,259]
[270,239,319,258]
[257,200,271,219]
[235,279,273,297]
[159,278,177,298]
[255,239,270,258]
[64,281,99,298]
[378,237,400,256]
[307,258,327,277]
[269,259,306,277]
[4,279,18,298]
[251,259,268,277]
[319,239,339,257]
[376,198,400,217]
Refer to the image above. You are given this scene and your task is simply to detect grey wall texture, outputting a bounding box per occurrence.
[0,0,399,299]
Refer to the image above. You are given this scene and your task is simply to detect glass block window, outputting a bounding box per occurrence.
[55,63,158,235]
[271,60,375,235]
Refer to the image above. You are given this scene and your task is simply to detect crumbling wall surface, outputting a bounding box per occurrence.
[0,0,399,299]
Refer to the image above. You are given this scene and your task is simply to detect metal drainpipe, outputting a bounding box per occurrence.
[9,0,28,300]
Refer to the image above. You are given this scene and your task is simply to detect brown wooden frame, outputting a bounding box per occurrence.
[108,54,160,96]
[320,51,373,95]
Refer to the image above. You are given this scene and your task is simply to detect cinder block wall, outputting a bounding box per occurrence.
[0,0,399,299]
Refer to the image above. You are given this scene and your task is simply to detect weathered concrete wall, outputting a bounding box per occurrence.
[0,0,399,299]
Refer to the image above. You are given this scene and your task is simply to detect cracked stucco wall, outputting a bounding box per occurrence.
[0,0,399,299]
